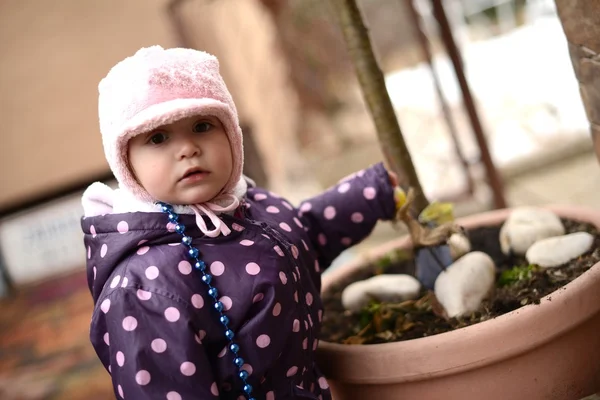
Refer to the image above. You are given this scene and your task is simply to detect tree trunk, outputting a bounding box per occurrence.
[329,0,429,213]
[555,1,600,161]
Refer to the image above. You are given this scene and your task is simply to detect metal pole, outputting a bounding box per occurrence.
[431,0,507,209]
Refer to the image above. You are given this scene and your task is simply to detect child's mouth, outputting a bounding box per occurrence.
[180,169,208,183]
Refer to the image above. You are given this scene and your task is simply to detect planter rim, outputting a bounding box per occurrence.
[317,205,600,384]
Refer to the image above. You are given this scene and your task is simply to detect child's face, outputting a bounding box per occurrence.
[128,115,233,205]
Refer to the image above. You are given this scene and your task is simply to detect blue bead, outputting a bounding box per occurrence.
[243,384,253,394]
[175,224,185,234]
[194,261,206,271]
[214,301,223,312]
[234,357,244,367]
[239,370,249,380]
[225,329,235,340]
[188,248,199,258]
[208,287,218,298]
[249,398,256,400]
[229,343,239,354]
[160,204,173,212]
[182,236,192,246]
[219,315,229,325]
[168,213,178,222]
[202,274,212,284]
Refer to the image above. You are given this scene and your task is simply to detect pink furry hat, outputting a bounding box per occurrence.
[98,45,244,204]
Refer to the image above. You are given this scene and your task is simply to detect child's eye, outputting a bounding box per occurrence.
[193,122,213,133]
[148,132,168,145]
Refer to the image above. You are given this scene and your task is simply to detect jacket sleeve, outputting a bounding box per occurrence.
[298,162,396,269]
[91,287,220,399]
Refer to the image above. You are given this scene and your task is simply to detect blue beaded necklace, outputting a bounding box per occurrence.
[158,202,255,400]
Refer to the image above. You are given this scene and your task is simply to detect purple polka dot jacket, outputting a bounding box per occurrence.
[81,163,396,400]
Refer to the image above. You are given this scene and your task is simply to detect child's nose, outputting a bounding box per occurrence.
[177,137,201,159]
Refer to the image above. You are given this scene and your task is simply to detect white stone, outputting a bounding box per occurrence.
[448,232,471,260]
[499,207,565,256]
[341,274,421,312]
[434,251,496,318]
[526,232,594,268]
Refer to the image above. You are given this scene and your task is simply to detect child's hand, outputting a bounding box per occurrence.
[387,169,399,187]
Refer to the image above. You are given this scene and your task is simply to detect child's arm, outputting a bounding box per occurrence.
[91,288,220,399]
[298,162,397,269]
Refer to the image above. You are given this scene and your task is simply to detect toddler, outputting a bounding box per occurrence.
[82,46,400,400]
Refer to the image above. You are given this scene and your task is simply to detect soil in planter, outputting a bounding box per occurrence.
[320,218,600,345]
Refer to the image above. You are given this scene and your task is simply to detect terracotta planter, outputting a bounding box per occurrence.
[316,206,600,400]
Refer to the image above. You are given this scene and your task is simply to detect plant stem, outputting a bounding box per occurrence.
[329,0,429,213]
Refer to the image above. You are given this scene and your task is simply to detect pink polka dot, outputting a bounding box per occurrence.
[178,260,192,275]
[338,182,351,193]
[122,316,138,331]
[351,212,364,223]
[191,294,204,308]
[218,346,227,358]
[166,222,176,232]
[291,245,299,259]
[168,242,181,247]
[324,206,336,220]
[100,244,108,258]
[219,296,233,311]
[240,239,254,246]
[180,361,196,376]
[294,291,299,302]
[118,385,124,398]
[211,382,220,396]
[308,314,314,327]
[279,271,288,285]
[246,262,261,275]
[93,266,97,280]
[262,234,270,239]
[110,275,121,288]
[293,319,300,332]
[363,187,377,200]
[137,246,150,255]
[87,246,91,259]
[151,338,167,353]
[279,222,292,232]
[121,277,129,287]
[306,292,314,305]
[318,309,323,322]
[273,302,282,316]
[315,260,321,272]
[293,217,303,228]
[196,330,206,343]
[266,391,275,400]
[90,225,97,238]
[357,169,366,177]
[286,366,298,377]
[117,221,129,234]
[299,202,312,213]
[100,299,111,313]
[103,332,110,345]
[241,363,253,375]
[266,206,280,214]
[254,193,267,201]
[137,290,151,300]
[319,377,329,389]
[274,246,285,257]
[303,338,308,349]
[210,261,225,276]
[232,223,245,232]
[165,307,180,322]
[304,320,309,330]
[282,201,293,210]
[341,237,352,246]
[302,240,309,251]
[145,266,159,280]
[256,334,271,348]
[116,351,125,366]
[253,293,264,303]
[313,338,319,350]
[167,392,182,400]
[318,233,327,246]
[135,370,151,385]
[138,240,148,246]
